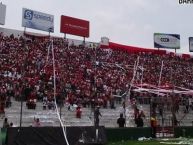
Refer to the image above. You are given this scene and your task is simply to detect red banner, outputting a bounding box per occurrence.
[60,15,89,38]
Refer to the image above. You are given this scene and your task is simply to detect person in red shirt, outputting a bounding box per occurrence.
[76,106,82,118]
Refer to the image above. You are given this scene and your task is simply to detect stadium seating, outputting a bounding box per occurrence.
[1,30,193,128]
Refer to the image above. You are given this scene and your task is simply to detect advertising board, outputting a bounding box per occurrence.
[154,33,180,49]
[0,3,6,25]
[60,15,89,37]
[22,8,54,32]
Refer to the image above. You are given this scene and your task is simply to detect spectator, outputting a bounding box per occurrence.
[3,118,9,128]
[10,122,13,127]
[135,115,144,127]
[76,106,82,118]
[117,113,125,127]
[150,115,157,138]
[42,95,47,110]
[33,117,41,127]
[94,106,102,127]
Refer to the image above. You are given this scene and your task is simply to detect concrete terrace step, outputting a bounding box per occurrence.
[2,100,193,128]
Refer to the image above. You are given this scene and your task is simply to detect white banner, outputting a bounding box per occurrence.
[0,3,6,25]
[154,33,180,49]
[22,8,54,32]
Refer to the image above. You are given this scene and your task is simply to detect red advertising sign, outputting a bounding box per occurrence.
[60,15,89,38]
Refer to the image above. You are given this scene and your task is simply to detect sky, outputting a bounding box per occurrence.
[0,0,193,53]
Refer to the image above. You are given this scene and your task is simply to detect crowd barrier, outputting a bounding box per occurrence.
[1,127,107,145]
[106,127,152,141]
[174,126,193,138]
[1,126,193,145]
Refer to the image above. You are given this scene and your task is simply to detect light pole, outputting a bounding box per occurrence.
[19,39,27,128]
[19,89,24,128]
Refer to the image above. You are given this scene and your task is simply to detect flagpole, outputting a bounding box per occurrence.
[140,65,144,88]
[158,61,164,137]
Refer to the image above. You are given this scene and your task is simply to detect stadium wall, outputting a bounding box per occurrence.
[0,27,23,37]
[2,127,193,144]
[106,127,152,141]
[174,126,193,138]
[0,128,7,145]
[0,127,152,144]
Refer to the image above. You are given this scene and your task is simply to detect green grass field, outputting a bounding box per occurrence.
[108,140,162,145]
[107,139,190,145]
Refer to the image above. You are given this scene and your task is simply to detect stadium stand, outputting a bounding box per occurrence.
[0,28,193,129]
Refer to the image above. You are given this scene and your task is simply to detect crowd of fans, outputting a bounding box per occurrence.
[1,32,193,117]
